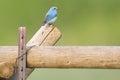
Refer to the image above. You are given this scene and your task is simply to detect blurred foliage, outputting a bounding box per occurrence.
[0,0,120,80]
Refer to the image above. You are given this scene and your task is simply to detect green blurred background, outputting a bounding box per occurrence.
[0,0,120,80]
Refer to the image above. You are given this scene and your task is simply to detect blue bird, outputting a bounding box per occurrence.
[43,6,58,25]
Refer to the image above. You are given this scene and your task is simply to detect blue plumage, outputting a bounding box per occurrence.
[43,6,58,25]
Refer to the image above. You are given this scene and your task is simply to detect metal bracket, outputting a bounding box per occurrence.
[18,27,26,80]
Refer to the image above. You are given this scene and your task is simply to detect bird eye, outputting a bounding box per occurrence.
[54,7,58,10]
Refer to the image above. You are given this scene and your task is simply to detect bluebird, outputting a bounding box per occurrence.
[43,6,58,25]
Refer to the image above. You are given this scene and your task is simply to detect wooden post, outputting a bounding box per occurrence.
[25,24,61,79]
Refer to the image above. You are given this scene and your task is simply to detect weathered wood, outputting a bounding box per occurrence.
[8,24,61,79]
[0,62,13,78]
[25,24,61,79]
[1,46,120,78]
[1,46,120,69]
[27,24,61,46]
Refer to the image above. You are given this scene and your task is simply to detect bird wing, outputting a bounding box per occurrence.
[43,15,49,25]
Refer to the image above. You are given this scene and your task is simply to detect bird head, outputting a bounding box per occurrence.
[51,6,58,10]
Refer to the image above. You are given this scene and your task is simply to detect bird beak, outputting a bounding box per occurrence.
[56,8,58,10]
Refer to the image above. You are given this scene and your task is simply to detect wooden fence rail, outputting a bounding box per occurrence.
[1,46,120,78]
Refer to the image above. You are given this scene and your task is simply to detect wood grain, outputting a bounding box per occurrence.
[0,46,120,69]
